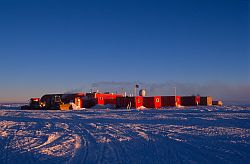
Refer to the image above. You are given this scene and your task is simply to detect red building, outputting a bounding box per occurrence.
[181,96,200,106]
[143,96,161,109]
[116,96,143,109]
[200,96,212,106]
[161,96,181,107]
[95,93,123,105]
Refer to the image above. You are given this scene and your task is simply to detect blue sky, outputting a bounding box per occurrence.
[0,0,249,103]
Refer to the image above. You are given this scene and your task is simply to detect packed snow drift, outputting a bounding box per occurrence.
[0,105,249,164]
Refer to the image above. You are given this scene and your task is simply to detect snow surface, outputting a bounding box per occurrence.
[0,105,249,164]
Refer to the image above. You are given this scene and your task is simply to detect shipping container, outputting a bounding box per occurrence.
[116,96,143,109]
[161,96,181,107]
[83,95,96,108]
[95,94,105,105]
[106,94,123,105]
[200,96,212,106]
[143,96,161,109]
[95,93,123,105]
[181,96,200,106]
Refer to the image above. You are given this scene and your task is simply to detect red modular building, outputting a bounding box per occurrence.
[143,96,162,109]
[116,96,143,109]
[95,93,123,105]
[181,96,200,106]
[200,96,212,106]
[82,93,96,108]
[161,96,181,107]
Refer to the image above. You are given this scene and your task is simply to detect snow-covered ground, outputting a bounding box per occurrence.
[0,105,249,164]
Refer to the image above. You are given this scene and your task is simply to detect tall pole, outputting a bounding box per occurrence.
[174,87,177,106]
[134,86,137,97]
[134,84,139,97]
[121,88,124,96]
[174,87,176,100]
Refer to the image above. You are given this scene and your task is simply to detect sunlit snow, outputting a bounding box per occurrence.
[0,105,249,163]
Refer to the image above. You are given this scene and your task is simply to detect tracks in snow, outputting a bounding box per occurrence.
[0,108,250,163]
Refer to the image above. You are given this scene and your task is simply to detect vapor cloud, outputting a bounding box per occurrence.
[89,81,250,105]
